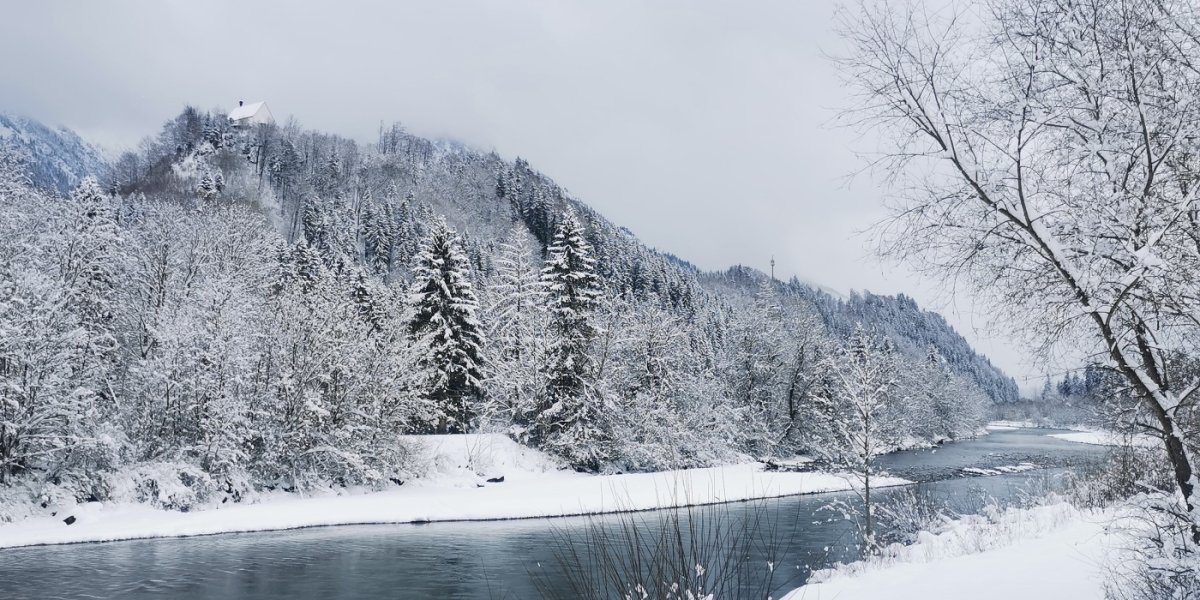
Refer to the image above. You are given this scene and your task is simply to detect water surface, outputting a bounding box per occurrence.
[0,428,1107,599]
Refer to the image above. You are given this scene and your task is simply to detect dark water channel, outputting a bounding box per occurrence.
[0,429,1107,600]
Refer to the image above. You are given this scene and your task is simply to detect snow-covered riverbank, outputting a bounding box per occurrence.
[1049,430,1158,448]
[784,501,1112,600]
[0,434,908,549]
[987,421,1159,449]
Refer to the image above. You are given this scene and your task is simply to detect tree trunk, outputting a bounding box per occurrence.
[864,466,873,552]
[1156,411,1200,543]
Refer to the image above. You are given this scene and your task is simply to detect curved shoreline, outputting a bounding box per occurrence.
[0,463,910,551]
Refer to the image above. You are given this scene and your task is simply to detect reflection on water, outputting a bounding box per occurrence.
[0,429,1106,600]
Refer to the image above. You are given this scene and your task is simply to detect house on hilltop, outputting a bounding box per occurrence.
[229,100,274,127]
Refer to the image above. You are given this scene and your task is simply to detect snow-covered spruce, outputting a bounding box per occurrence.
[531,211,607,471]
[407,218,484,434]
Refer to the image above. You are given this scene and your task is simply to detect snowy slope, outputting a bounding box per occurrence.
[1049,430,1158,448]
[784,502,1110,600]
[0,113,109,192]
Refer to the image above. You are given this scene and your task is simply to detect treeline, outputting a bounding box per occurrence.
[0,111,990,510]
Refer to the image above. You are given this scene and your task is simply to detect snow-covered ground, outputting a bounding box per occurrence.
[0,434,909,549]
[784,501,1111,600]
[1049,430,1158,448]
[985,421,1033,431]
[987,420,1159,449]
[960,462,1038,476]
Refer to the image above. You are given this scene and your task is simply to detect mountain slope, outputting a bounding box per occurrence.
[0,113,109,193]
[38,107,1018,402]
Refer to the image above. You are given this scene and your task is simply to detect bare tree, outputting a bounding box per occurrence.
[816,325,902,550]
[837,0,1200,539]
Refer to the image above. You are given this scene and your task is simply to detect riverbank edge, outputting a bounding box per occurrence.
[0,463,911,550]
[782,500,1113,600]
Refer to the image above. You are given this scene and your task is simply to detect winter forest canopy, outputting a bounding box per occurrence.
[0,108,1012,509]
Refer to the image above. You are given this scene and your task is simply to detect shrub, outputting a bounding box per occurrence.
[1105,494,1200,600]
[535,498,797,600]
[104,461,217,511]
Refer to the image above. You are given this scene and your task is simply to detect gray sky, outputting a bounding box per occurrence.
[0,0,1043,387]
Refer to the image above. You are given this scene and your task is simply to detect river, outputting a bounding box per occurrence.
[0,428,1107,600]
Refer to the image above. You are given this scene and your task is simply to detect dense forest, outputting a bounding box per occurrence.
[0,109,1013,510]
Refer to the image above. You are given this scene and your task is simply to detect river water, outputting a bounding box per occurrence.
[0,428,1106,600]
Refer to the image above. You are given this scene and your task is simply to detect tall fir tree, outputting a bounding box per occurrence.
[408,218,485,433]
[534,211,607,470]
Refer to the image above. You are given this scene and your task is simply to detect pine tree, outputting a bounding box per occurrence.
[362,191,396,276]
[533,211,608,470]
[351,268,385,336]
[196,171,219,202]
[408,218,485,433]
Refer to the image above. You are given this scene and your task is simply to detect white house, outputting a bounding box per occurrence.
[228,100,274,127]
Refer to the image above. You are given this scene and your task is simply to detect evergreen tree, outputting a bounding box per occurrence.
[533,211,607,470]
[362,191,395,276]
[197,171,218,201]
[408,218,484,433]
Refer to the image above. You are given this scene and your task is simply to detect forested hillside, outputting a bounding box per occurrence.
[0,108,1011,510]
[0,113,109,193]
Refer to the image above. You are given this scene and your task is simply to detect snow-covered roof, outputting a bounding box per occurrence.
[228,101,266,121]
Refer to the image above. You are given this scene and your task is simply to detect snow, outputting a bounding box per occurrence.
[960,463,1038,476]
[985,421,1027,430]
[1049,430,1158,448]
[0,434,909,549]
[784,502,1111,600]
[987,420,1043,430]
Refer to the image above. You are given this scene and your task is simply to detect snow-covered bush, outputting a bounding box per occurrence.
[1105,494,1200,600]
[873,485,955,546]
[104,462,218,511]
[0,478,56,523]
[49,421,129,504]
[1061,444,1176,510]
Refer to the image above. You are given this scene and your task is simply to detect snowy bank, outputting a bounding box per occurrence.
[960,462,1038,476]
[1049,430,1158,448]
[784,501,1111,600]
[985,421,1027,431]
[0,434,908,549]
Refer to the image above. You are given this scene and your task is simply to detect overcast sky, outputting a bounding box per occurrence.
[0,0,1046,387]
